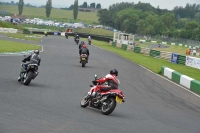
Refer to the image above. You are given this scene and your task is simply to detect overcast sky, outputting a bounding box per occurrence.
[1,0,200,10]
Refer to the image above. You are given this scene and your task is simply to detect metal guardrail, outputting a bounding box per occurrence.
[31,31,113,42]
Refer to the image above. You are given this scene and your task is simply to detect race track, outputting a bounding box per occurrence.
[0,36,200,133]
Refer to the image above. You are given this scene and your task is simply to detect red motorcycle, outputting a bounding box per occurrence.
[80,74,125,115]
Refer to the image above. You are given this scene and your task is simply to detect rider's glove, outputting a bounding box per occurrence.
[92,80,97,85]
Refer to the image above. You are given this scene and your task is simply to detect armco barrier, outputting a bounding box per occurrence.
[134,47,141,53]
[177,55,186,65]
[0,27,18,33]
[161,66,200,94]
[150,49,160,58]
[32,31,112,42]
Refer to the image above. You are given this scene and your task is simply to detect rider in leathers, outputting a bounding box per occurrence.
[18,49,41,81]
[79,44,89,63]
[90,69,119,97]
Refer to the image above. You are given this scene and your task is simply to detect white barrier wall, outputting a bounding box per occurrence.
[0,27,18,33]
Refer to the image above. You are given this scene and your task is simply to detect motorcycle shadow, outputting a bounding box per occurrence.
[82,106,129,118]
[70,64,95,68]
[24,82,47,88]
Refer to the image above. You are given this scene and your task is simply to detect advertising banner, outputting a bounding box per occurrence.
[171,53,179,64]
[186,56,200,69]
[54,32,58,35]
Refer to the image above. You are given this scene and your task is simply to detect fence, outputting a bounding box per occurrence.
[135,35,200,47]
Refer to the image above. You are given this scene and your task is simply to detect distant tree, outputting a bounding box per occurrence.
[97,9,111,25]
[134,1,155,12]
[96,3,101,9]
[195,12,200,23]
[90,3,95,8]
[69,4,74,10]
[18,0,24,15]
[10,1,15,5]
[82,2,87,8]
[46,0,52,17]
[73,0,78,19]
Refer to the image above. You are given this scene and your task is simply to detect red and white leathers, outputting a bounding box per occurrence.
[90,74,120,96]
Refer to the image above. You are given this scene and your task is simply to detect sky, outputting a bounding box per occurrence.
[1,0,200,10]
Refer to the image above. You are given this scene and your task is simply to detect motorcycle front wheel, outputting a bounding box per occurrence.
[82,60,86,67]
[101,97,116,115]
[80,93,89,108]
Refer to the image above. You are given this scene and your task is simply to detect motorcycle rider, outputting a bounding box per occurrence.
[74,34,79,41]
[65,31,68,39]
[88,36,92,44]
[44,30,47,36]
[79,41,85,53]
[18,49,41,81]
[79,44,89,63]
[90,69,119,98]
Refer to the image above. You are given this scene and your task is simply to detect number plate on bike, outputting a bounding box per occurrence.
[116,96,122,104]
[82,58,86,60]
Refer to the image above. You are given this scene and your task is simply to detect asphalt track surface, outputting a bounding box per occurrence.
[0,36,200,133]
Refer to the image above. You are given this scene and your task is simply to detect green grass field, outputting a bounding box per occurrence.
[1,33,42,42]
[74,28,113,37]
[136,42,189,56]
[0,40,41,53]
[81,38,200,81]
[0,5,99,24]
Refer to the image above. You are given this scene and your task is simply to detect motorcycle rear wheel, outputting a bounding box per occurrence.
[80,93,89,108]
[82,60,86,67]
[24,71,33,85]
[101,97,116,115]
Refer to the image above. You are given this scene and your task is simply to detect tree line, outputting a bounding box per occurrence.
[14,0,52,18]
[2,0,100,20]
[98,2,200,41]
[67,2,101,10]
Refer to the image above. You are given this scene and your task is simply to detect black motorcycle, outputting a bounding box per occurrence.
[65,33,68,39]
[18,63,39,85]
[88,41,91,45]
[75,38,79,45]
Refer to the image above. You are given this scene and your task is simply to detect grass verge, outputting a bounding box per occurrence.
[74,28,113,37]
[82,38,200,81]
[136,42,189,56]
[1,33,42,42]
[0,5,99,24]
[0,40,41,53]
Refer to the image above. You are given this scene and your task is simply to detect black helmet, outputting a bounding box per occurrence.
[81,41,84,44]
[110,69,118,76]
[34,49,39,55]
